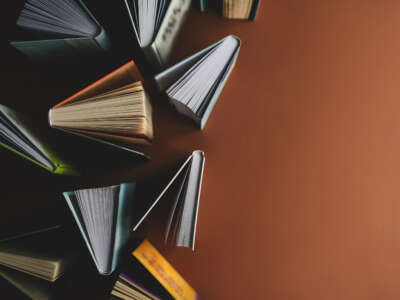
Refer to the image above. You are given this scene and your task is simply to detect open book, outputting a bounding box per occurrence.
[49,61,153,158]
[63,151,204,275]
[0,104,77,175]
[124,0,191,70]
[199,0,260,20]
[155,35,241,129]
[63,183,137,275]
[0,227,77,300]
[11,0,110,63]
[134,150,205,250]
[110,240,199,300]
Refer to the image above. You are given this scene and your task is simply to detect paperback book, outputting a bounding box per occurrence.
[49,61,153,159]
[124,0,191,70]
[0,227,78,300]
[63,183,137,275]
[155,35,241,129]
[199,0,260,20]
[134,150,205,250]
[0,104,77,175]
[110,240,199,300]
[11,0,111,63]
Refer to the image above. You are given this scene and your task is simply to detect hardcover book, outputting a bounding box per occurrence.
[155,35,241,129]
[124,0,191,71]
[0,104,77,175]
[110,240,199,300]
[134,150,205,250]
[49,61,153,159]
[0,227,78,300]
[11,0,111,64]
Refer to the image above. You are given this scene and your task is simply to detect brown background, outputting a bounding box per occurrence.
[1,1,400,299]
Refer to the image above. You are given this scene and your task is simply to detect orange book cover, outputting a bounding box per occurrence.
[133,240,199,300]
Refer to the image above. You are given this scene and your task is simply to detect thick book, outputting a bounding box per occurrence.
[10,0,111,64]
[110,240,199,300]
[0,227,78,300]
[49,61,153,159]
[63,183,137,275]
[0,104,77,175]
[155,35,241,129]
[134,150,205,250]
[124,0,191,71]
[199,0,260,20]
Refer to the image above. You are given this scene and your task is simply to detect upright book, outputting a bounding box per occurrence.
[134,150,205,250]
[222,0,260,19]
[49,61,153,158]
[0,227,77,300]
[124,0,191,70]
[63,183,137,275]
[199,0,260,20]
[110,240,199,300]
[0,104,77,175]
[155,35,241,129]
[11,0,111,63]
[63,151,204,275]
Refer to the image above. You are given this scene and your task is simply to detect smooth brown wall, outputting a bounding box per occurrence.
[2,1,400,299]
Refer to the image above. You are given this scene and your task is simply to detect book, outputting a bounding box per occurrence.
[0,227,77,300]
[134,150,205,250]
[10,0,111,64]
[63,183,137,275]
[124,0,191,70]
[49,61,153,158]
[0,104,77,175]
[110,240,199,300]
[154,35,241,129]
[199,0,260,20]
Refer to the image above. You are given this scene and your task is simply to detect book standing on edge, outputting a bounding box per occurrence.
[49,61,153,159]
[0,104,77,175]
[63,183,137,275]
[110,240,199,300]
[124,0,191,71]
[155,35,241,129]
[0,227,78,300]
[134,150,205,250]
[199,0,260,20]
[11,0,111,64]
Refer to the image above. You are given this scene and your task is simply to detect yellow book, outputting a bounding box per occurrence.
[111,240,199,300]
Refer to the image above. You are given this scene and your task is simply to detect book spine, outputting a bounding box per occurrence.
[199,36,241,129]
[93,27,112,51]
[176,150,205,250]
[111,183,136,273]
[142,44,164,71]
[153,0,191,67]
[248,0,261,20]
[0,141,52,173]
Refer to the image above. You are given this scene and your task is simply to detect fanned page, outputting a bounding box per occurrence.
[0,266,52,300]
[129,0,170,47]
[74,186,120,275]
[16,0,99,38]
[0,228,75,282]
[132,151,205,250]
[166,35,240,120]
[49,83,151,138]
[0,105,54,171]
[49,62,153,152]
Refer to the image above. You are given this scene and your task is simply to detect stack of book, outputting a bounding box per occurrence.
[1,0,258,298]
